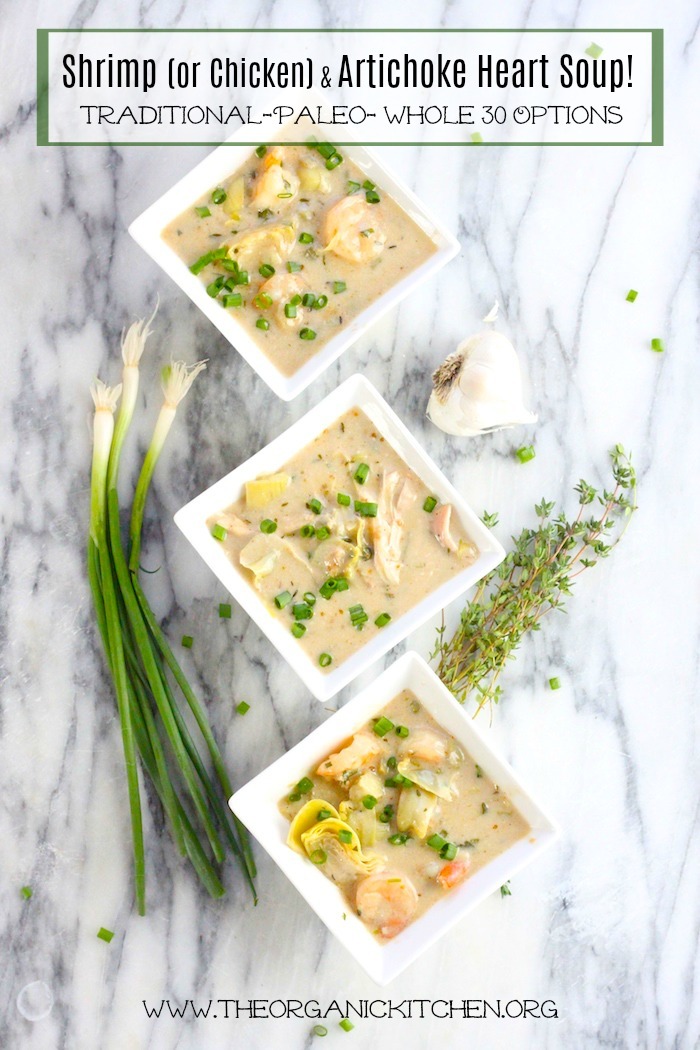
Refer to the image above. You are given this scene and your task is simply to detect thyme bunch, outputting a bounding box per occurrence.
[434,445,636,713]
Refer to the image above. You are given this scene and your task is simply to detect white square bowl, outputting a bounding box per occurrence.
[230,651,560,986]
[174,373,505,702]
[128,95,459,401]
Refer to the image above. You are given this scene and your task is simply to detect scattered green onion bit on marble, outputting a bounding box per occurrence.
[651,338,665,353]
[515,445,536,464]
[549,676,561,690]
[211,523,227,541]
[471,132,484,144]
[236,701,250,716]
[500,881,512,897]
[260,519,277,534]
[219,603,232,619]
[97,927,114,943]
[373,715,394,737]
[423,496,437,513]
[375,612,391,628]
[339,1018,354,1033]
[626,289,638,302]
[585,42,604,59]
[181,635,193,649]
[319,652,332,668]
[20,886,32,900]
[313,1024,328,1037]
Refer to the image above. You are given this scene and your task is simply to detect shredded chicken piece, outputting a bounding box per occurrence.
[370,471,417,586]
[430,503,459,552]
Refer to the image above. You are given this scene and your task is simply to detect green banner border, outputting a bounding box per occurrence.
[36,27,664,148]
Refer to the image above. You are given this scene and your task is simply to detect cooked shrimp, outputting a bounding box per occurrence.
[228,223,296,268]
[398,728,448,766]
[436,855,471,890]
[370,471,417,587]
[316,731,383,780]
[430,503,459,552]
[258,272,308,329]
[322,196,386,264]
[355,871,419,939]
[251,146,300,210]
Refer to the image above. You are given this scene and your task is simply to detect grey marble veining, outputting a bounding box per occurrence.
[1,2,699,1048]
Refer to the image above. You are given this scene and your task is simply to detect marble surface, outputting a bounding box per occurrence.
[2,2,698,1048]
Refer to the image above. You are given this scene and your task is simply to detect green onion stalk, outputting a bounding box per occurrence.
[88,317,257,914]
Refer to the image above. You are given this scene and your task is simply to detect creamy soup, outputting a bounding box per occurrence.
[280,690,530,940]
[162,142,436,377]
[208,408,477,670]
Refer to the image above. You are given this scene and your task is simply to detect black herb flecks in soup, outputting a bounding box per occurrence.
[280,690,530,940]
[162,143,436,377]
[208,408,478,670]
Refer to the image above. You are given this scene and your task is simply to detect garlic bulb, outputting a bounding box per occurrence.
[427,329,537,437]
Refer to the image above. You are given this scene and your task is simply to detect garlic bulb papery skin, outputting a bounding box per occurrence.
[427,330,538,437]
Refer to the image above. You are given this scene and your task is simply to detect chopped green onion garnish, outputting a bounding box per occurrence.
[316,142,337,159]
[289,294,302,307]
[258,208,273,219]
[236,701,250,715]
[350,603,368,627]
[310,848,327,865]
[354,501,378,517]
[337,492,351,506]
[189,251,215,275]
[299,232,314,244]
[319,578,339,598]
[306,498,323,514]
[515,445,536,464]
[338,829,353,844]
[354,463,369,484]
[313,1024,328,1037]
[385,774,412,788]
[475,764,483,777]
[256,318,270,331]
[299,328,317,340]
[388,833,410,845]
[296,777,314,794]
[395,724,409,738]
[326,154,343,170]
[206,277,225,298]
[255,144,267,157]
[362,179,375,191]
[259,263,275,278]
[423,496,437,513]
[362,795,378,810]
[284,303,297,319]
[20,886,32,900]
[440,842,458,861]
[500,881,512,897]
[374,613,391,628]
[302,293,316,308]
[365,189,380,204]
[219,603,232,619]
[339,1019,354,1032]
[387,756,397,769]
[626,289,638,302]
[211,523,227,541]
[195,205,211,218]
[291,622,306,638]
[315,525,331,542]
[277,192,293,199]
[303,592,316,606]
[313,294,328,309]
[181,635,193,649]
[471,132,484,144]
[427,833,447,851]
[253,293,273,309]
[373,715,394,737]
[549,676,561,690]
[260,519,277,534]
[288,792,301,802]
[651,338,665,352]
[319,652,332,667]
[333,281,347,293]
[300,524,316,538]
[287,261,302,272]
[293,603,313,621]
[211,187,227,205]
[317,808,332,821]
[222,293,243,309]
[347,180,361,194]
[275,591,292,609]
[335,577,349,592]
[97,927,114,943]
[585,42,603,59]
[481,802,488,814]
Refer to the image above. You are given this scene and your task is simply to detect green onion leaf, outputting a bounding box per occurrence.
[302,293,316,308]
[427,833,447,851]
[347,181,361,195]
[326,154,343,170]
[284,303,297,319]
[253,293,273,309]
[296,776,313,794]
[365,189,380,204]
[475,764,483,777]
[310,849,327,865]
[317,808,332,821]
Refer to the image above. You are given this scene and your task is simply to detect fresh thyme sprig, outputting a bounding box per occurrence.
[434,445,636,713]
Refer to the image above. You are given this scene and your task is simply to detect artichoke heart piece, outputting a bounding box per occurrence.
[223,176,245,219]
[239,534,280,581]
[396,786,438,839]
[288,799,341,854]
[245,473,290,509]
[397,758,455,801]
[302,817,384,880]
[339,800,379,849]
